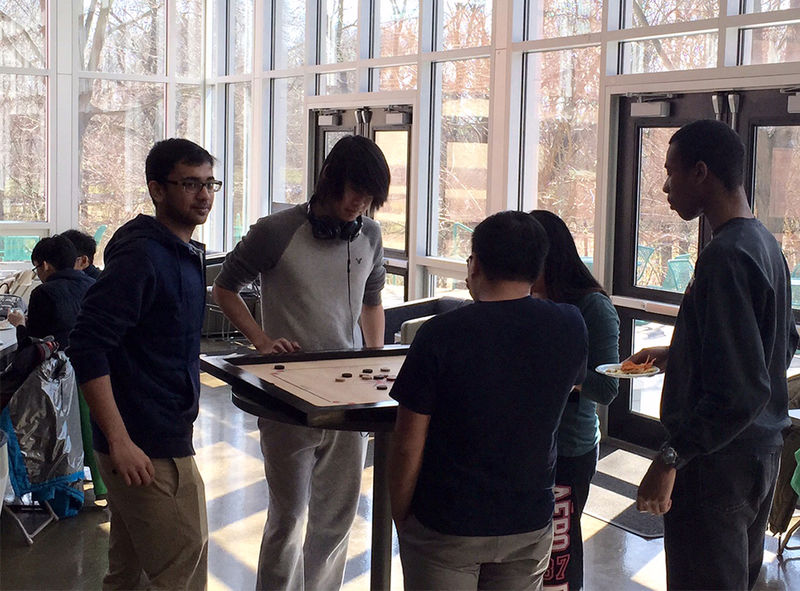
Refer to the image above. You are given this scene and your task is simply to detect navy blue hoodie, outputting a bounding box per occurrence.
[68,214,206,458]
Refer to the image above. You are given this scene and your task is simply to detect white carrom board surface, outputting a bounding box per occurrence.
[240,355,406,407]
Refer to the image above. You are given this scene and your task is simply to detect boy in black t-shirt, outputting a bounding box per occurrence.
[389,211,588,591]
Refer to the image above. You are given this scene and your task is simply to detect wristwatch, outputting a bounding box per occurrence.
[658,443,679,467]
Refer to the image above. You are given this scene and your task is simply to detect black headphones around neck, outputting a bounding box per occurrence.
[307,201,363,242]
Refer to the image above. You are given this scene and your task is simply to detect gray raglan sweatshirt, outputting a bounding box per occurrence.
[215,204,385,350]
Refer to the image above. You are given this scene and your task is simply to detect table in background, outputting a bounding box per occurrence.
[200,346,407,591]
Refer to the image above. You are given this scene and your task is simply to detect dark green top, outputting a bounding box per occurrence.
[557,291,620,457]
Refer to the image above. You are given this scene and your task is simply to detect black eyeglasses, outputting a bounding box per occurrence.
[31,262,43,272]
[164,179,223,194]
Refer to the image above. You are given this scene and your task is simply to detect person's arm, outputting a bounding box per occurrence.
[624,346,669,371]
[636,457,676,516]
[17,286,54,340]
[81,375,154,486]
[578,294,620,405]
[388,405,430,527]
[638,252,773,514]
[68,250,159,486]
[7,308,24,327]
[665,255,772,460]
[212,284,299,354]
[213,215,304,353]
[360,303,384,347]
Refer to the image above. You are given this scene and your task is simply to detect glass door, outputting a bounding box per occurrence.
[610,89,800,449]
[311,106,413,305]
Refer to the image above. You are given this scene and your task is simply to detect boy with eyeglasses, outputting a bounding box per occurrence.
[68,138,220,590]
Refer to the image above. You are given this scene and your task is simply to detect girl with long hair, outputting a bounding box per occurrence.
[530,210,620,591]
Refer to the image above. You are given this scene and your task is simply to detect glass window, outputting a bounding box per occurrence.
[430,273,471,299]
[371,65,418,91]
[0,75,47,222]
[175,0,204,77]
[318,70,357,95]
[80,0,166,75]
[630,319,673,418]
[431,58,490,260]
[0,233,42,263]
[752,125,800,308]
[373,130,409,253]
[324,130,353,157]
[79,79,165,266]
[522,47,601,259]
[438,0,492,50]
[375,0,419,57]
[740,22,800,66]
[320,0,359,64]
[176,84,203,145]
[621,0,718,28]
[526,0,602,39]
[0,0,46,68]
[273,0,306,69]
[383,272,407,307]
[230,0,254,74]
[271,77,306,206]
[742,0,797,13]
[635,127,698,292]
[230,82,252,242]
[620,33,718,73]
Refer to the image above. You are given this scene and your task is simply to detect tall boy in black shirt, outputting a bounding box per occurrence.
[631,119,799,590]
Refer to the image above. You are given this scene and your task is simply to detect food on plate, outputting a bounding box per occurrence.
[619,356,655,374]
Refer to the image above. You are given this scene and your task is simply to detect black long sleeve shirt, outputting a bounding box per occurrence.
[662,218,799,465]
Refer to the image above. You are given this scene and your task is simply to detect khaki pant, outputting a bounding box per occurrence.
[398,515,553,591]
[98,453,208,590]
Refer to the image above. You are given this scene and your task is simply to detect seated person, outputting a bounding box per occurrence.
[388,211,588,590]
[8,235,95,349]
[61,229,101,279]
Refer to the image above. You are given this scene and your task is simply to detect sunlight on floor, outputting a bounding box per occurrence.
[631,550,667,590]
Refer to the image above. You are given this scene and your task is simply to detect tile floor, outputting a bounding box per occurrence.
[2,372,800,590]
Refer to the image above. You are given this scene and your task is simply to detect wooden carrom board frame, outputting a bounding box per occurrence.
[199,345,408,432]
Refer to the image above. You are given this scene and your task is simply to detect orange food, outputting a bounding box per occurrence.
[619,356,655,374]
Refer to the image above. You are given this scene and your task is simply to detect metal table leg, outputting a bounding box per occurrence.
[370,431,393,591]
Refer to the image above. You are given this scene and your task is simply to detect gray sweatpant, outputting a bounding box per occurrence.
[398,514,553,591]
[256,418,368,591]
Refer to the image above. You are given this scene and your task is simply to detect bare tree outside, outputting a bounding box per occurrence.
[77,0,202,264]
[271,76,305,206]
[0,1,47,235]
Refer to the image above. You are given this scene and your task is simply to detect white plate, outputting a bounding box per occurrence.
[595,363,661,378]
[0,320,14,330]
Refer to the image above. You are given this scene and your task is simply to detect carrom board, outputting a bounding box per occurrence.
[199,346,408,431]
[241,355,405,406]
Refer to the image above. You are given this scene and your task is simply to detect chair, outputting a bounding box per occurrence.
[580,256,594,274]
[0,236,37,263]
[92,225,107,245]
[790,263,800,309]
[1,353,84,544]
[636,245,655,282]
[384,296,471,345]
[771,374,800,557]
[662,253,694,292]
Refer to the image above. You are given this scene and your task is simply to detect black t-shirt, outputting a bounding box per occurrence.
[390,296,588,536]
